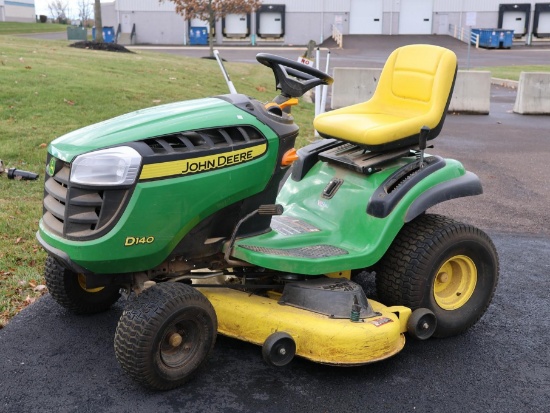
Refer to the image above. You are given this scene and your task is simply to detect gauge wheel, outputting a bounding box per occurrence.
[114,283,217,391]
[407,308,437,340]
[375,214,499,338]
[262,332,296,367]
[44,255,121,314]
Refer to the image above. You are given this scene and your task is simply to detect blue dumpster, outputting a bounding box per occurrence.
[92,26,115,43]
[189,27,208,45]
[472,28,514,48]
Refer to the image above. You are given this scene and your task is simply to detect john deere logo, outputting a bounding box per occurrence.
[47,158,56,176]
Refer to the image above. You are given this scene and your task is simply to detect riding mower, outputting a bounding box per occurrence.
[37,44,499,390]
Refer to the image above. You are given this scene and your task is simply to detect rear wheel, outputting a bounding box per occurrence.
[375,214,499,338]
[44,255,120,314]
[114,283,217,391]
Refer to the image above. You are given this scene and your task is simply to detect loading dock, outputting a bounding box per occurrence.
[257,4,285,39]
[534,3,550,37]
[223,14,250,38]
[498,3,531,37]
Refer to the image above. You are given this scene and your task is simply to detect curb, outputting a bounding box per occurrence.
[491,77,519,89]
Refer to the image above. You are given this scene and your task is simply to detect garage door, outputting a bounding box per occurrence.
[399,0,433,35]
[225,14,248,37]
[502,11,526,35]
[349,0,383,35]
[538,12,550,34]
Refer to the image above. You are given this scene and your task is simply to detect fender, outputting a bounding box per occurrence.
[404,171,483,222]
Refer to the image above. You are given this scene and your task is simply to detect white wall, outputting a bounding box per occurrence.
[4,0,35,22]
[103,0,542,45]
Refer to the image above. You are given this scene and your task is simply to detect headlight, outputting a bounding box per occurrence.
[70,146,142,186]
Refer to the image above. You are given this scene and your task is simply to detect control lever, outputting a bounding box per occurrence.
[419,126,430,168]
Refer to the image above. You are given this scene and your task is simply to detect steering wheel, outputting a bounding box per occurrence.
[256,53,334,98]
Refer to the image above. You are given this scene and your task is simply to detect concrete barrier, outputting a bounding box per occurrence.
[449,71,491,114]
[331,69,491,114]
[513,72,550,114]
[331,68,381,109]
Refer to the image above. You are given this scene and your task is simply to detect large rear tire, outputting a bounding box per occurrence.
[374,214,499,338]
[44,255,121,314]
[114,283,217,391]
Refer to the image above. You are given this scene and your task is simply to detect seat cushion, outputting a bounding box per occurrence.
[314,110,433,149]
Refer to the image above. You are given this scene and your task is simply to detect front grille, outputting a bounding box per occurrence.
[143,126,265,156]
[42,155,131,241]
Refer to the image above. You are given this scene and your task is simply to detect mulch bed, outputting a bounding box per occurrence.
[69,41,134,53]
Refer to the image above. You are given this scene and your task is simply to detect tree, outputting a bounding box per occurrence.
[161,0,262,57]
[94,0,103,43]
[48,0,68,23]
[77,0,93,26]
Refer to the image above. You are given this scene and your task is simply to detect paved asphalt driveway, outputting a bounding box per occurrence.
[1,35,549,413]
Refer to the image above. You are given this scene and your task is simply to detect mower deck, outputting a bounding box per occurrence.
[198,287,412,365]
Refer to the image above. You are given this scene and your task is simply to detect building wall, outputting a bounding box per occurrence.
[102,0,542,45]
[4,0,35,22]
[101,2,117,27]
[131,12,186,44]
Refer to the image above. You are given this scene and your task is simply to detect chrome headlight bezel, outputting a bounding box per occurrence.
[70,146,142,187]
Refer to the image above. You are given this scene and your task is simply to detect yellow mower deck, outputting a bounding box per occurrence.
[198,287,413,365]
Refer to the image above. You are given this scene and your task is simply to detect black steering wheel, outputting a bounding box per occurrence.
[256,53,334,98]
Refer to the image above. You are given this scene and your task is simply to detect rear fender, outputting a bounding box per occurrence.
[404,171,482,222]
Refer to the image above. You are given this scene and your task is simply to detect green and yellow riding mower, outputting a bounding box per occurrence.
[37,44,499,390]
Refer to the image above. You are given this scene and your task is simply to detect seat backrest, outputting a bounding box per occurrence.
[370,44,457,142]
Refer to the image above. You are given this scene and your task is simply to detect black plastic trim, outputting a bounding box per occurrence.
[216,94,300,139]
[367,156,446,218]
[404,172,483,222]
[291,139,341,181]
[36,231,92,275]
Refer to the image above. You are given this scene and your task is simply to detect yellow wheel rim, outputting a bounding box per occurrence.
[78,273,105,293]
[433,255,477,310]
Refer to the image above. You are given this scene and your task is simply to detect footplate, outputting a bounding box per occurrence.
[238,244,348,258]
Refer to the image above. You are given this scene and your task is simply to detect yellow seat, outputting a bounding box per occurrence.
[314,44,457,151]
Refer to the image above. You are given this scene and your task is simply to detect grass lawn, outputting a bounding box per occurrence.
[475,65,550,81]
[0,22,69,35]
[0,35,316,327]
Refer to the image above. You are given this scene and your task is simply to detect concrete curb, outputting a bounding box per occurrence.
[491,77,519,89]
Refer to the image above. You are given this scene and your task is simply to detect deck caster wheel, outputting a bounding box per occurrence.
[262,332,296,367]
[407,308,437,340]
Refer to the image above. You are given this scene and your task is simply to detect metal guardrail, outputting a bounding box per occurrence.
[332,25,343,49]
[449,24,479,48]
[115,23,121,44]
[130,23,136,44]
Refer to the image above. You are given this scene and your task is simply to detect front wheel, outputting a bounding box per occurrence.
[114,283,217,391]
[44,255,121,314]
[375,214,499,338]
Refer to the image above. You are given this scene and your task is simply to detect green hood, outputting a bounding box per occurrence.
[49,97,257,162]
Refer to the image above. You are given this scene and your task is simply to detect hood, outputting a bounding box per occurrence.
[48,97,261,162]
